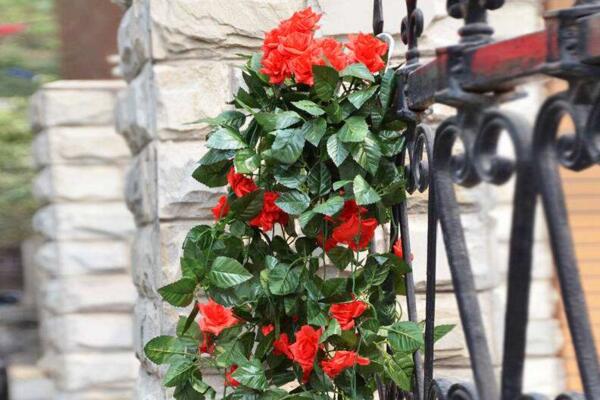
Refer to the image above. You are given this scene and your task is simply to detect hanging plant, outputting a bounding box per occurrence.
[144,7,451,399]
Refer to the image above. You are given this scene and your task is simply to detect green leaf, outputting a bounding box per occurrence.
[268,263,301,295]
[307,163,332,197]
[215,338,247,367]
[333,180,352,191]
[231,359,268,391]
[206,126,247,150]
[340,63,375,82]
[388,321,424,353]
[313,196,344,216]
[292,100,326,116]
[229,190,264,221]
[271,128,306,164]
[196,110,246,129]
[434,324,455,342]
[158,277,197,307]
[274,167,307,189]
[302,118,327,147]
[275,191,310,215]
[383,354,411,390]
[178,305,200,338]
[198,149,235,166]
[255,111,302,132]
[307,301,328,327]
[192,159,231,188]
[312,65,339,101]
[234,149,260,174]
[327,134,349,166]
[299,210,317,229]
[350,132,382,175]
[348,86,379,110]
[337,116,369,143]
[353,175,381,205]
[209,257,253,288]
[144,336,180,364]
[379,69,396,111]
[327,246,353,270]
[320,319,342,343]
[164,357,195,387]
[363,262,390,287]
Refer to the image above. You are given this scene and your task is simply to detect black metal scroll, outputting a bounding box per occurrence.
[373,0,600,399]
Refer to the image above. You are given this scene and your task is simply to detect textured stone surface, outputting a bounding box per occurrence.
[118,1,151,82]
[35,240,130,277]
[43,352,137,392]
[33,203,134,241]
[147,0,304,60]
[33,165,126,203]
[43,275,136,314]
[30,81,124,130]
[46,314,133,352]
[32,127,129,168]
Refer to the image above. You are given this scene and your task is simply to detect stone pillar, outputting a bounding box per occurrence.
[116,0,561,397]
[30,81,137,399]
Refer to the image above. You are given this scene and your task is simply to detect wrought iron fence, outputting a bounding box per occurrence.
[375,0,600,399]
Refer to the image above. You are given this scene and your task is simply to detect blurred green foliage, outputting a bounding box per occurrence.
[0,0,59,248]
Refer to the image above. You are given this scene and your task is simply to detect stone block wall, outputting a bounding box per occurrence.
[30,81,137,399]
[115,0,563,398]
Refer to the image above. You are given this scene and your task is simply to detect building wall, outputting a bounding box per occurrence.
[29,80,137,399]
[115,0,563,397]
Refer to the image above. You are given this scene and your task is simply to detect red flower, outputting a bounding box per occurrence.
[199,333,215,354]
[261,324,275,336]
[227,168,258,198]
[250,192,288,231]
[0,23,26,37]
[339,199,368,222]
[330,299,368,330]
[289,50,318,86]
[289,325,322,382]
[320,351,370,379]
[316,231,338,252]
[225,365,240,387]
[332,215,378,251]
[319,37,350,71]
[212,195,230,220]
[273,333,293,359]
[288,7,322,33]
[198,300,240,336]
[346,33,388,73]
[261,49,291,84]
[279,31,314,57]
[393,239,414,261]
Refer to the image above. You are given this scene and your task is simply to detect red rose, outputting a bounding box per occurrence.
[279,31,314,57]
[261,324,275,336]
[319,37,350,71]
[393,239,414,261]
[289,325,322,382]
[227,168,258,198]
[225,365,240,387]
[273,333,293,359]
[198,299,240,336]
[289,50,318,86]
[212,195,230,220]
[261,49,291,84]
[288,7,322,33]
[199,332,215,354]
[316,231,338,252]
[346,33,388,73]
[332,215,378,251]
[330,299,368,330]
[320,351,370,379]
[250,192,288,232]
[339,199,368,221]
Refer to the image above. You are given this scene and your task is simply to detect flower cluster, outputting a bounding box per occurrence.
[143,6,450,399]
[213,168,288,231]
[261,7,388,85]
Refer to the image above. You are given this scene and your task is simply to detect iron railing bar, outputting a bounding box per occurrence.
[533,96,600,398]
[433,120,498,400]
